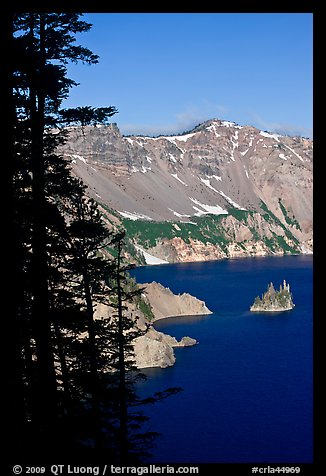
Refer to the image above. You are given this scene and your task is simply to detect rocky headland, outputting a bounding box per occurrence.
[250,280,295,312]
[94,280,212,369]
[134,281,212,368]
[142,281,212,321]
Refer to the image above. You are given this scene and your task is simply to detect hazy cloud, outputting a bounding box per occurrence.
[120,103,229,137]
[250,114,312,139]
[120,107,312,139]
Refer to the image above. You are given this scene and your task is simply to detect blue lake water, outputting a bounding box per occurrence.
[130,255,313,463]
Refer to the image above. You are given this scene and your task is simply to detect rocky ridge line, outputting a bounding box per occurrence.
[61,118,313,264]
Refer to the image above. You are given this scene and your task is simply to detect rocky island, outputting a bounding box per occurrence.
[250,280,295,312]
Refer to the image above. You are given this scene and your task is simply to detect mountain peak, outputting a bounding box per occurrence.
[61,116,313,262]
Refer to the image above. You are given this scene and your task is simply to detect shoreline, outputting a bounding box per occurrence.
[152,312,212,325]
[133,251,313,269]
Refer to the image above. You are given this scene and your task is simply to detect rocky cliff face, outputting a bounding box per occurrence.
[94,281,212,369]
[133,328,197,369]
[142,281,212,321]
[61,119,313,263]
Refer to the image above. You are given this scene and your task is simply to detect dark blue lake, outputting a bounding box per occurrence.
[130,255,313,463]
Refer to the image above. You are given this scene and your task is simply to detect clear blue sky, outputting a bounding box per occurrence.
[63,13,313,138]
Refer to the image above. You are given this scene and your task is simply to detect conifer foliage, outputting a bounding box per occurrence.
[5,12,177,460]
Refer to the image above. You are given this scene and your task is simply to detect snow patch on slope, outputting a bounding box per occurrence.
[217,190,247,210]
[171,173,188,186]
[169,153,177,163]
[118,211,153,221]
[189,198,228,216]
[135,246,168,265]
[168,208,191,218]
[284,145,304,162]
[200,178,246,210]
[206,123,221,137]
[230,130,239,161]
[279,153,288,160]
[207,174,222,182]
[141,165,151,173]
[68,154,87,164]
[200,178,220,194]
[165,132,197,142]
[259,131,280,142]
[221,121,242,129]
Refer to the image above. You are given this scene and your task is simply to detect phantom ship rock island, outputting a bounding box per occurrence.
[250,280,295,312]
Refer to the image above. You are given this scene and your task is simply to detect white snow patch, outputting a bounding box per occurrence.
[141,165,151,173]
[169,153,177,163]
[230,130,239,161]
[189,197,228,216]
[131,165,139,173]
[136,140,144,147]
[91,167,97,172]
[118,211,153,221]
[126,138,133,145]
[206,123,221,138]
[165,132,197,142]
[200,179,247,209]
[300,245,313,255]
[240,149,249,156]
[71,154,87,164]
[95,192,101,198]
[245,168,249,179]
[168,208,191,218]
[164,139,186,156]
[284,145,304,162]
[259,131,280,142]
[217,190,247,210]
[221,121,242,129]
[200,178,220,194]
[279,153,288,161]
[171,173,188,186]
[192,206,206,216]
[146,156,152,163]
[135,245,168,265]
[207,174,222,182]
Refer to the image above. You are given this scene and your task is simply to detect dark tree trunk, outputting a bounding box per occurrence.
[53,320,72,416]
[28,13,58,439]
[83,269,103,448]
[116,238,128,461]
[3,12,27,451]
